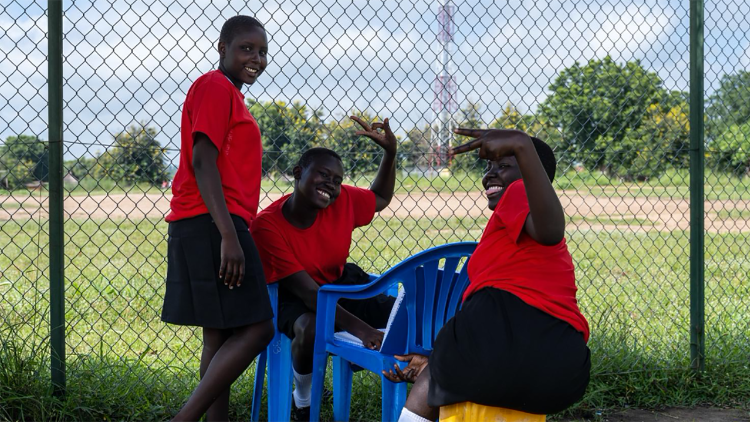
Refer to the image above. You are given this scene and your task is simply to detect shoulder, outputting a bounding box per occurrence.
[253,197,288,229]
[188,71,234,98]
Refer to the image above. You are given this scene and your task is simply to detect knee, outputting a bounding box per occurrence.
[293,315,317,352]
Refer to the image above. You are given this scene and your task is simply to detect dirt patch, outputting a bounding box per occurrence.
[1,190,749,233]
[562,407,750,422]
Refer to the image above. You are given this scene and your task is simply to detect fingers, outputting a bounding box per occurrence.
[381,369,403,383]
[354,130,384,142]
[394,354,413,362]
[453,127,488,137]
[449,137,484,156]
[219,259,227,285]
[350,115,371,132]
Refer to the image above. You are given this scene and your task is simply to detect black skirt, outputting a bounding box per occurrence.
[161,214,273,329]
[428,288,591,415]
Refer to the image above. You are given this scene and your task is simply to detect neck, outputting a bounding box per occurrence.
[218,65,243,90]
[282,192,319,229]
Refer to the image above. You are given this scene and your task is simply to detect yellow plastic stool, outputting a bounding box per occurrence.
[440,402,546,422]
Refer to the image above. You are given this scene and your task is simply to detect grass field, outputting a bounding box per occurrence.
[2,169,750,201]
[1,214,749,420]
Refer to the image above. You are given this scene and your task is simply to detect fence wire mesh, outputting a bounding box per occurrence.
[0,0,749,419]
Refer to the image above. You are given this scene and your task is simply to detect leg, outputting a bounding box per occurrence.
[173,319,275,422]
[201,328,232,421]
[399,365,438,422]
[290,313,317,419]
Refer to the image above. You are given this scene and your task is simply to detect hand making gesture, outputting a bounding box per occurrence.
[381,353,429,383]
[449,128,532,160]
[351,116,397,156]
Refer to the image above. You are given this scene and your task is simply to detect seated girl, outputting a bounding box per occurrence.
[383,128,591,422]
[251,117,398,421]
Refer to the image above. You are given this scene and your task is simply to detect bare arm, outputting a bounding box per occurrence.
[278,271,385,350]
[192,133,246,287]
[351,116,397,212]
[451,129,565,245]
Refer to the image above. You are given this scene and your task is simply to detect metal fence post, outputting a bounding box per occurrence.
[48,0,66,395]
[689,0,706,372]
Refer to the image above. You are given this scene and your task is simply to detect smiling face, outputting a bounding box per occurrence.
[482,156,523,210]
[294,155,344,210]
[218,26,268,88]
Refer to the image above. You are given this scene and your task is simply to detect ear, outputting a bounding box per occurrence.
[217,40,226,58]
[292,165,302,180]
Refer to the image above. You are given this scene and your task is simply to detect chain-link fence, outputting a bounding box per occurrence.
[1,0,749,419]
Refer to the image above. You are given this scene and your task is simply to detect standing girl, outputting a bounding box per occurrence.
[161,15,274,421]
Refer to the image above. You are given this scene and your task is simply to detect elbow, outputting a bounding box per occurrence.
[538,227,565,246]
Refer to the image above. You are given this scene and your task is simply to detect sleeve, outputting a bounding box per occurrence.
[250,219,305,284]
[188,77,233,151]
[342,185,377,228]
[495,180,530,244]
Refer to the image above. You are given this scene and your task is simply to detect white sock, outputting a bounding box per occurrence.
[292,369,312,408]
[398,407,434,422]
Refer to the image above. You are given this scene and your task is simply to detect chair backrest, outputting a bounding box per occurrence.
[373,242,477,356]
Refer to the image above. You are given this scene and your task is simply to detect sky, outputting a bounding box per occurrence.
[1,0,748,161]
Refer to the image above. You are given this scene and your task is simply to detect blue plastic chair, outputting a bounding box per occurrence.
[251,275,393,421]
[308,242,478,422]
[250,283,292,422]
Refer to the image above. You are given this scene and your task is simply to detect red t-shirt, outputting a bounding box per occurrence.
[251,185,377,285]
[166,70,262,225]
[464,180,590,342]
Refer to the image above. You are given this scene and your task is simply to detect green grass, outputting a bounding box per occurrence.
[569,215,657,226]
[1,216,749,420]
[715,208,750,220]
[2,168,750,200]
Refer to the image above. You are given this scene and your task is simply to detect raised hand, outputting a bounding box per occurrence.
[449,128,532,161]
[351,116,397,156]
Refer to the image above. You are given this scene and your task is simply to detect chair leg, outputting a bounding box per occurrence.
[309,352,329,422]
[381,375,407,422]
[250,350,267,422]
[332,356,353,422]
[267,335,293,422]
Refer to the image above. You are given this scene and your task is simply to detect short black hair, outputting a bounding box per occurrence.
[297,147,342,169]
[531,137,557,182]
[219,15,264,46]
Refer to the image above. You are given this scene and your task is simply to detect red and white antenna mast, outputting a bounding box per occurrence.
[431,0,457,170]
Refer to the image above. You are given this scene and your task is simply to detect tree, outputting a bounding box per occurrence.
[321,110,386,179]
[247,99,323,176]
[0,135,48,189]
[707,70,750,137]
[539,56,678,178]
[98,124,168,185]
[401,125,432,170]
[708,122,750,176]
[451,100,485,174]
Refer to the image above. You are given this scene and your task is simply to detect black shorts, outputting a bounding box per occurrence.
[428,288,590,414]
[277,285,395,340]
[161,214,274,329]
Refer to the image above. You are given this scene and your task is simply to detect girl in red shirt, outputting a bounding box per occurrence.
[251,117,398,421]
[160,16,274,421]
[385,129,590,422]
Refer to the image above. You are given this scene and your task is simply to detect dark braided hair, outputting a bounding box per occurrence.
[530,137,557,182]
[297,147,342,169]
[219,15,264,45]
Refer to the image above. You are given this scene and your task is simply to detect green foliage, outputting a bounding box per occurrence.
[247,99,323,175]
[450,100,484,174]
[707,70,750,136]
[490,103,565,165]
[321,110,386,178]
[400,124,432,170]
[97,124,169,185]
[540,56,687,179]
[708,122,750,176]
[0,135,48,189]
